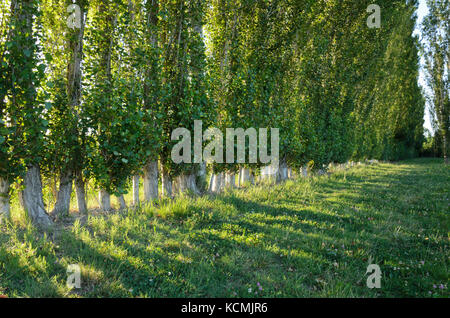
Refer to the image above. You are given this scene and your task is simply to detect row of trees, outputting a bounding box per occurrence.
[0,0,425,227]
[421,0,449,163]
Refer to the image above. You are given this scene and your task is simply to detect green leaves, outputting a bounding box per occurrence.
[1,0,47,177]
[0,0,426,196]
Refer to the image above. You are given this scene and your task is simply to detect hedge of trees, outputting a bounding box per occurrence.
[0,0,425,227]
[421,0,449,163]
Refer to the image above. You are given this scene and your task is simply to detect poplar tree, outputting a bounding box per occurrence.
[422,0,449,164]
[1,0,52,227]
[40,0,89,216]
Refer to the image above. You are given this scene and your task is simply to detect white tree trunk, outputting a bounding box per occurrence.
[240,168,253,185]
[196,162,207,192]
[132,175,140,206]
[52,170,73,217]
[208,174,214,192]
[188,173,200,195]
[175,173,201,195]
[0,178,10,220]
[75,175,87,214]
[277,161,289,183]
[99,189,111,212]
[172,176,180,194]
[261,164,277,183]
[210,173,223,193]
[224,173,235,189]
[173,175,185,195]
[287,167,294,179]
[161,170,172,198]
[117,195,127,210]
[143,161,158,201]
[301,165,308,178]
[20,165,52,227]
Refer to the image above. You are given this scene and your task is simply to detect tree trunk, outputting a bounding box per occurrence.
[173,175,185,195]
[143,161,158,201]
[75,174,87,214]
[443,134,449,164]
[287,167,294,179]
[52,170,73,217]
[67,0,86,216]
[132,175,140,205]
[20,165,52,228]
[240,168,253,185]
[174,173,200,195]
[0,178,10,220]
[188,173,200,194]
[277,161,289,183]
[196,162,207,192]
[301,165,308,178]
[99,189,111,212]
[224,173,235,189]
[210,173,223,193]
[161,169,172,198]
[208,174,214,192]
[261,164,277,183]
[117,195,127,210]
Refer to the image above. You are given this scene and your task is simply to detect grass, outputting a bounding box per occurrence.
[0,158,448,297]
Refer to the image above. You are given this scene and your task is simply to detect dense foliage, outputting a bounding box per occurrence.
[421,0,449,163]
[0,0,427,224]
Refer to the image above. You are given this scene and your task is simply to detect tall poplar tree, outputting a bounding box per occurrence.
[2,0,52,227]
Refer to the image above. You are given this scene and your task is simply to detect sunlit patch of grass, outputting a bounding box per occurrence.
[156,196,198,219]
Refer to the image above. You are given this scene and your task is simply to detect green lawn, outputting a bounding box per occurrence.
[0,158,448,297]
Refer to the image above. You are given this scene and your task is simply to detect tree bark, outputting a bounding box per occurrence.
[0,178,10,220]
[277,161,289,183]
[208,174,214,192]
[143,161,158,201]
[224,173,236,189]
[239,168,253,185]
[188,173,200,194]
[260,164,277,183]
[132,175,140,205]
[75,174,87,214]
[443,133,449,164]
[210,173,223,193]
[174,173,200,195]
[173,175,185,195]
[301,165,308,178]
[52,170,73,217]
[99,189,111,212]
[287,167,294,179]
[196,162,207,193]
[20,165,52,227]
[117,195,127,210]
[161,169,172,198]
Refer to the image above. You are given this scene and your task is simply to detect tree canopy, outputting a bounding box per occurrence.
[0,0,427,225]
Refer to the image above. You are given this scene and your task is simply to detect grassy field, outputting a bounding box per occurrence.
[0,158,448,298]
